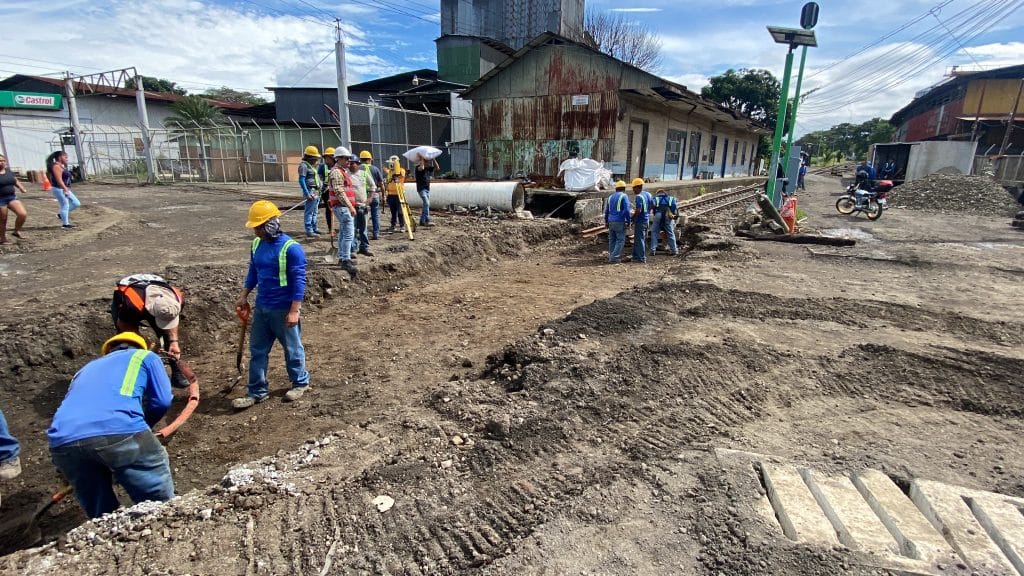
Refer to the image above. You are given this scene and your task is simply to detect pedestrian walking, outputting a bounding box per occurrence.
[0,406,22,507]
[797,161,807,191]
[630,178,653,263]
[317,147,335,238]
[347,155,373,257]
[299,145,322,238]
[47,150,80,229]
[605,180,631,263]
[385,155,406,233]
[111,273,188,388]
[47,332,174,518]
[359,151,384,239]
[232,200,311,409]
[415,155,438,227]
[328,147,358,278]
[649,189,679,256]
[0,153,29,243]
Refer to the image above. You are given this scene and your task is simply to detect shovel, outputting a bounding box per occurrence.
[220,306,250,396]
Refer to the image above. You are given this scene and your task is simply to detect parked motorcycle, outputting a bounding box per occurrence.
[836,178,893,220]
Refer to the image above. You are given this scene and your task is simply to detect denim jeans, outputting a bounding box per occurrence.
[247,305,309,399]
[418,189,431,224]
[333,205,354,261]
[303,196,319,234]
[650,214,677,254]
[369,197,381,237]
[50,430,174,519]
[0,408,20,463]
[632,219,649,262]
[351,206,369,253]
[387,195,403,228]
[52,188,81,225]
[607,221,626,262]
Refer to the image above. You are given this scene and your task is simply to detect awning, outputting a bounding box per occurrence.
[956,115,1023,121]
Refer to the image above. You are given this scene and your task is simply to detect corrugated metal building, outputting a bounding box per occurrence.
[441,0,584,51]
[460,33,767,181]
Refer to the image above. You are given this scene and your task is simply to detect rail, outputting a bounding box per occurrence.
[580,184,762,237]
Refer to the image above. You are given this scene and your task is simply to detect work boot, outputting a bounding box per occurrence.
[357,249,374,257]
[284,386,308,402]
[231,395,268,410]
[0,457,21,481]
[341,260,358,280]
[171,369,190,389]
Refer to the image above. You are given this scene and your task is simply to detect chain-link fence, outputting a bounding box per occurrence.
[74,100,472,185]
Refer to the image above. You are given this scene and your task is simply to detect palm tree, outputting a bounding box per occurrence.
[164,96,227,181]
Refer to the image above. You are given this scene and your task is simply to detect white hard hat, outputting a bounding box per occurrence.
[333,146,351,159]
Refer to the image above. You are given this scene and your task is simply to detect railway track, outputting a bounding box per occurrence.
[580,184,762,237]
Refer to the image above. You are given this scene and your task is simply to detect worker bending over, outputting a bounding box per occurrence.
[111,273,188,388]
[48,332,174,518]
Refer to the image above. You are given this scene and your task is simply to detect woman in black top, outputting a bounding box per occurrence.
[0,154,28,244]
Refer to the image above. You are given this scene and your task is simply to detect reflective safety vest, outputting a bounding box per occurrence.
[361,164,375,192]
[251,237,299,287]
[300,160,321,190]
[328,167,356,208]
[115,276,183,313]
[655,194,677,216]
[636,192,650,212]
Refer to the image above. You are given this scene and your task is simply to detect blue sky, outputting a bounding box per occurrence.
[3,0,1023,136]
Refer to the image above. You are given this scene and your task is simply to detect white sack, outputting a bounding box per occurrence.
[403,146,443,162]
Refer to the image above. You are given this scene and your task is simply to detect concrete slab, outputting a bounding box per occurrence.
[759,462,838,546]
[969,493,1024,575]
[800,468,899,555]
[910,478,1016,575]
[853,470,957,566]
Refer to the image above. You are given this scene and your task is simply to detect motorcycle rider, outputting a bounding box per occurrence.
[854,160,877,206]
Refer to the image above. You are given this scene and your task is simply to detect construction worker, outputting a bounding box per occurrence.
[328,147,358,278]
[233,200,311,409]
[317,147,336,237]
[111,273,188,388]
[359,151,384,239]
[0,406,21,507]
[347,155,373,257]
[604,181,631,264]
[385,155,406,233]
[47,332,174,519]
[415,155,439,227]
[649,189,679,257]
[299,145,322,238]
[630,178,653,263]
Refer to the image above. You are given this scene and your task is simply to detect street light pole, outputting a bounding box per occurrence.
[784,44,809,166]
[765,47,795,205]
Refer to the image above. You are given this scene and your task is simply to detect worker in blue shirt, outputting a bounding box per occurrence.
[649,189,679,256]
[48,332,174,519]
[605,181,631,263]
[856,159,876,182]
[299,145,322,238]
[234,200,310,409]
[630,178,653,263]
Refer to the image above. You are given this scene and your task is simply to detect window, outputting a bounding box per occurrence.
[664,129,686,179]
[688,131,701,165]
[708,135,718,165]
[741,142,747,166]
[732,142,738,165]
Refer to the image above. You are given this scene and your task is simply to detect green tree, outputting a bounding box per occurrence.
[163,96,228,181]
[127,76,187,95]
[795,117,896,163]
[201,86,268,106]
[702,68,781,159]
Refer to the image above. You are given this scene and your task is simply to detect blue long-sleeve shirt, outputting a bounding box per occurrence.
[633,190,654,222]
[605,191,632,224]
[244,234,307,310]
[48,348,172,448]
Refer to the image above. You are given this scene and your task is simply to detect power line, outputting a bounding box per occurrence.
[290,49,337,87]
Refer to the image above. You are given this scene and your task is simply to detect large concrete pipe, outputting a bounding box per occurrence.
[402,182,526,212]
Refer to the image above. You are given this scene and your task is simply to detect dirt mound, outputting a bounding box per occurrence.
[889,173,1018,216]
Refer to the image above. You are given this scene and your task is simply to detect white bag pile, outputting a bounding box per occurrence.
[558,157,612,192]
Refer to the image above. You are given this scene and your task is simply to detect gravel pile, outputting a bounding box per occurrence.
[889,173,1018,216]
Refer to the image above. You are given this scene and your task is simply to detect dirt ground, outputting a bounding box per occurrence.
[0,173,1022,575]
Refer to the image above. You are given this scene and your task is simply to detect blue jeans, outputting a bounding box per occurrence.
[247,305,309,399]
[53,188,81,225]
[632,219,649,262]
[0,408,20,464]
[370,197,381,237]
[607,221,626,262]
[333,206,354,261]
[303,195,319,234]
[418,189,431,224]
[50,430,174,519]
[351,206,369,253]
[650,214,677,254]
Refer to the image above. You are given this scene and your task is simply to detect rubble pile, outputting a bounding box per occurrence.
[889,174,1018,216]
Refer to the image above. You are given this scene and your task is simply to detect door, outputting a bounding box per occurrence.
[664,129,686,181]
[688,131,702,178]
[628,121,648,179]
[721,138,729,177]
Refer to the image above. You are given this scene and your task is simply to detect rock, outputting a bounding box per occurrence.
[461,358,473,368]
[198,508,213,520]
[451,435,464,446]
[440,459,453,469]
[542,328,555,336]
[372,495,395,513]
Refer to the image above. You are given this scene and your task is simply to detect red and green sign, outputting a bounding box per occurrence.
[0,90,63,110]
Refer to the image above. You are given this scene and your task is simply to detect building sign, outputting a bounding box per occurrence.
[0,90,63,110]
[571,94,590,106]
[263,154,278,163]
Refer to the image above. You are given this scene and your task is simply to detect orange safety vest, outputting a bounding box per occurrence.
[116,282,183,312]
[328,168,356,208]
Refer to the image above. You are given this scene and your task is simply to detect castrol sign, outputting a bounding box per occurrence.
[0,90,63,110]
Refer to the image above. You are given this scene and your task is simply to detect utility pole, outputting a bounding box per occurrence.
[65,73,88,179]
[335,20,351,150]
[133,75,157,183]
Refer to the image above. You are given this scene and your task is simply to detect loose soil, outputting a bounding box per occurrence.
[0,173,1022,575]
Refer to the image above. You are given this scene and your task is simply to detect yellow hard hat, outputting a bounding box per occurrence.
[359,150,372,160]
[614,180,627,189]
[631,178,645,187]
[101,331,148,355]
[324,147,335,157]
[245,200,282,228]
[303,145,321,157]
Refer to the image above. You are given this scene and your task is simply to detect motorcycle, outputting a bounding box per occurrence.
[836,178,893,220]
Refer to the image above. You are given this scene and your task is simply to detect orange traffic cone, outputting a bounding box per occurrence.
[41,173,51,191]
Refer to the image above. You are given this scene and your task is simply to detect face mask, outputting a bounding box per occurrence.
[261,217,281,238]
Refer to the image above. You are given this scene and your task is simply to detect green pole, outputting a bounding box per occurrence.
[784,45,809,168]
[765,47,795,205]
